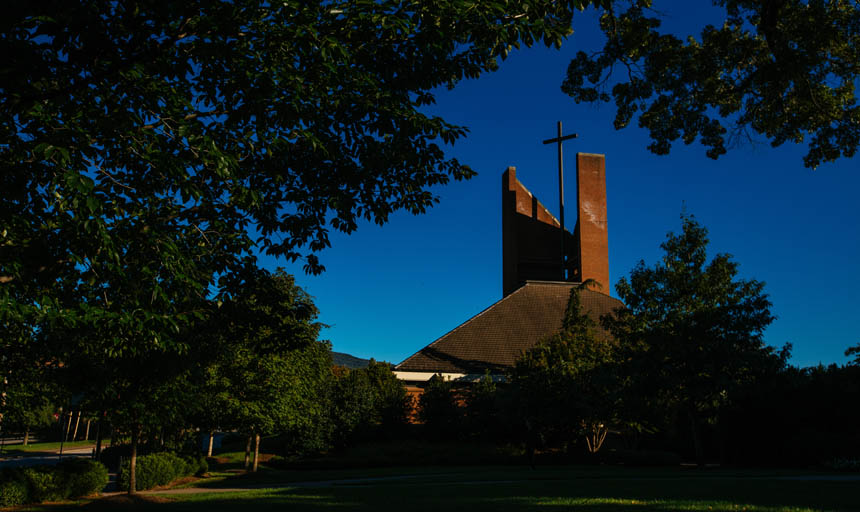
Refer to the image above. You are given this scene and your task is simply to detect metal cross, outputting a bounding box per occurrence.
[542,121,577,280]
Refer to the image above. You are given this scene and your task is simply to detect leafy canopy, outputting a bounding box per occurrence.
[607,215,781,435]
[200,270,326,436]
[1,0,607,286]
[510,285,620,451]
[1,0,609,364]
[563,1,860,168]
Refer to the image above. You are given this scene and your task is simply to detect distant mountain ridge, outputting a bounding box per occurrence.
[332,351,371,369]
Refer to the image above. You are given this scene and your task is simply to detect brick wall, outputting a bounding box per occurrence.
[501,154,609,296]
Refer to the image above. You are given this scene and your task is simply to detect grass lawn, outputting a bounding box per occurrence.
[15,465,859,512]
[0,440,100,457]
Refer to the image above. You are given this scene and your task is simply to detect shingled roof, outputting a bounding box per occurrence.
[396,281,624,376]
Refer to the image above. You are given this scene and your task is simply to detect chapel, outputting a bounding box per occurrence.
[395,153,623,386]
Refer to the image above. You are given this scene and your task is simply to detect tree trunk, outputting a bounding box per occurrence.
[71,411,81,441]
[584,422,608,454]
[94,419,103,460]
[23,428,29,446]
[252,433,260,472]
[84,419,91,441]
[59,412,70,458]
[128,426,140,495]
[689,412,704,468]
[207,431,214,457]
[63,413,73,441]
[525,420,536,469]
[244,435,252,469]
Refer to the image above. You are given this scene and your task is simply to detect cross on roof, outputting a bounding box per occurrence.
[542,121,577,280]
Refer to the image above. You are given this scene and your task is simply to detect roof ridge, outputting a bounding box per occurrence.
[523,280,582,286]
[395,284,533,369]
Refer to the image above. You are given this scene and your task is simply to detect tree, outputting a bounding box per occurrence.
[201,269,328,470]
[417,375,463,440]
[1,325,63,445]
[0,0,606,471]
[0,375,57,445]
[329,360,411,449]
[1,0,608,310]
[562,1,860,169]
[463,373,502,440]
[606,215,782,465]
[846,343,860,366]
[0,2,607,489]
[510,285,620,455]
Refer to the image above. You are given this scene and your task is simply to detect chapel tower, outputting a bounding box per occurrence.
[501,153,609,296]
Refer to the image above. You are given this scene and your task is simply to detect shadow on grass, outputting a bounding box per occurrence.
[20,468,858,512]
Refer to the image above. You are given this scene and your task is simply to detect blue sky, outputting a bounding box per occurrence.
[263,6,859,369]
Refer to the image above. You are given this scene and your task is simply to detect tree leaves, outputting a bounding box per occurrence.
[607,214,783,459]
[562,1,860,168]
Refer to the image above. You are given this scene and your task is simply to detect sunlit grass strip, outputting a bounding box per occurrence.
[532,497,822,511]
[1,440,99,453]
[168,488,352,507]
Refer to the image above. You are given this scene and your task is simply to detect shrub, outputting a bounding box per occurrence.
[828,457,860,472]
[118,452,204,491]
[0,459,108,506]
[0,476,29,507]
[98,444,132,471]
[189,454,209,475]
[22,467,64,503]
[57,458,109,497]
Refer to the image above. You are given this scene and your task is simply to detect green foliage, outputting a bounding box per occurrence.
[463,373,502,439]
[194,270,331,459]
[118,452,204,492]
[56,458,110,499]
[417,375,463,439]
[0,459,108,506]
[1,0,608,331]
[510,286,620,453]
[721,363,860,466]
[329,361,412,448]
[0,340,62,436]
[846,343,860,366]
[22,467,64,503]
[607,214,782,463]
[1,1,604,486]
[0,475,28,507]
[563,1,860,168]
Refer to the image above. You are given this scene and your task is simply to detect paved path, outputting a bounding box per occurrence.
[0,446,95,468]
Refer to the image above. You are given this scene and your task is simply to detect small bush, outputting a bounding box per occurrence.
[828,457,860,472]
[57,458,109,497]
[0,458,108,506]
[118,452,204,491]
[0,476,29,507]
[99,444,132,471]
[23,467,64,503]
[186,454,208,476]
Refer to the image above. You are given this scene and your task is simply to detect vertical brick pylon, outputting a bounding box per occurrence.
[502,166,569,297]
[576,153,609,294]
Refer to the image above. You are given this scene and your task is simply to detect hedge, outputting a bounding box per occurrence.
[0,458,108,507]
[118,452,207,492]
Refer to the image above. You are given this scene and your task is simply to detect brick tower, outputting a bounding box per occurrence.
[501,153,609,296]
